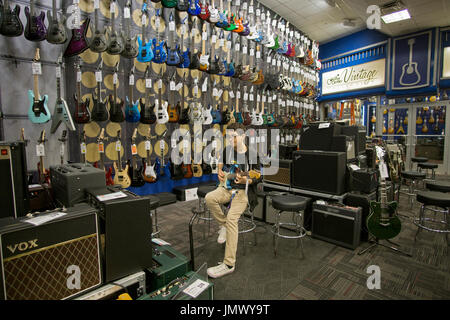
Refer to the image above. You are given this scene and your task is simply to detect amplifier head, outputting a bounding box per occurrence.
[263,160,292,187]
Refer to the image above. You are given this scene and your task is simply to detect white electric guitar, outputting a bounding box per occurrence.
[155,70,169,124]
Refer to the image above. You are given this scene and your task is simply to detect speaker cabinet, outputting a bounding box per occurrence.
[300,123,341,151]
[292,151,346,195]
[263,159,292,187]
[0,204,102,300]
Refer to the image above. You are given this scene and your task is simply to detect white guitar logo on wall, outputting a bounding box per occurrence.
[399,38,421,86]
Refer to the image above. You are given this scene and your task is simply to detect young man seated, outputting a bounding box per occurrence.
[205,123,262,279]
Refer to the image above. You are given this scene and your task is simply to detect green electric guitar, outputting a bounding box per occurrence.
[366,145,401,240]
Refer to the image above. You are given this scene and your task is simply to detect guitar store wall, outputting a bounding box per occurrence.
[0,0,68,174]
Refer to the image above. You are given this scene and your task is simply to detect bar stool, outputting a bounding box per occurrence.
[415,191,450,243]
[426,180,450,193]
[410,157,428,170]
[418,162,438,180]
[192,185,217,238]
[397,171,426,209]
[270,194,311,258]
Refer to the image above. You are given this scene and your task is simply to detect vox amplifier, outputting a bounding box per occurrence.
[263,160,292,187]
[0,204,102,300]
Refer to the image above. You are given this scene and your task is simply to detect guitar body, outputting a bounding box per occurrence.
[91,95,109,122]
[105,166,114,186]
[367,201,401,240]
[0,3,23,37]
[233,18,244,33]
[211,108,222,124]
[108,96,125,123]
[189,51,200,69]
[168,103,180,123]
[113,162,131,188]
[73,94,91,124]
[198,2,210,20]
[143,161,157,183]
[216,12,229,28]
[122,34,139,59]
[90,27,109,53]
[192,163,203,177]
[24,8,47,41]
[125,97,141,123]
[50,99,76,133]
[140,100,157,124]
[156,101,169,124]
[203,106,213,125]
[399,62,420,86]
[224,14,236,31]
[225,60,235,77]
[46,10,67,44]
[28,90,51,124]
[176,0,189,11]
[235,110,243,124]
[190,102,203,123]
[202,162,212,175]
[128,161,145,187]
[199,54,210,72]
[137,36,154,62]
[64,18,90,57]
[208,7,219,24]
[152,39,167,64]
[162,0,178,8]
[178,106,191,124]
[207,56,219,74]
[179,48,190,68]
[187,0,201,15]
[243,111,252,125]
[221,109,230,125]
[166,45,182,66]
[182,163,193,179]
[266,113,275,126]
[107,31,125,55]
[239,21,250,36]
[171,162,185,180]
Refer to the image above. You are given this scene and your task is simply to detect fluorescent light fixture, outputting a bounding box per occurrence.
[381,8,411,23]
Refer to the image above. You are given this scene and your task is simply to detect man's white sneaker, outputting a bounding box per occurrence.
[207,263,235,279]
[217,226,226,244]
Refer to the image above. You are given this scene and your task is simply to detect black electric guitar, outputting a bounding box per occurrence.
[107,0,124,55]
[91,60,109,122]
[73,58,91,124]
[128,128,145,187]
[109,62,125,123]
[178,74,190,124]
[46,0,67,44]
[121,0,138,59]
[90,0,109,52]
[140,65,157,124]
[0,0,24,37]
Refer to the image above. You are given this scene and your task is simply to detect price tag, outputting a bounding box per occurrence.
[272,59,276,66]
[277,60,281,67]
[262,95,266,103]
[131,144,137,155]
[235,0,240,6]
[171,139,177,148]
[145,141,151,150]
[318,123,330,129]
[194,85,199,95]
[158,79,162,89]
[229,90,235,99]
[202,32,208,41]
[235,43,240,52]
[250,137,255,144]
[242,46,248,55]
[80,142,87,154]
[243,93,248,101]
[124,6,130,18]
[227,41,232,49]
[160,140,165,150]
[170,81,176,91]
[56,66,62,78]
[256,50,261,59]
[272,94,277,101]
[213,88,219,97]
[267,56,271,64]
[142,14,147,26]
[272,19,277,27]
[257,95,260,102]
[60,144,65,157]
[129,75,135,85]
[77,71,81,82]
[211,35,217,43]
[110,1,115,14]
[217,89,223,98]
[248,5,253,14]
[155,17,160,29]
[95,71,102,82]
[175,83,183,91]
[268,96,272,103]
[169,20,175,32]
[220,38,224,47]
[256,8,260,16]
[250,48,255,56]
[237,91,241,99]
[32,62,42,75]
[94,0,99,9]
[261,135,265,143]
[146,78,152,88]
[256,136,260,143]
[115,141,121,152]
[202,138,207,147]
[113,73,118,84]
[249,94,254,102]
[276,135,280,143]
[34,143,44,156]
[98,142,104,153]
[202,80,207,92]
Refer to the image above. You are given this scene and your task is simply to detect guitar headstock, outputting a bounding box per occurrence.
[38,129,46,144]
[97,128,105,142]
[97,57,103,72]
[132,128,138,143]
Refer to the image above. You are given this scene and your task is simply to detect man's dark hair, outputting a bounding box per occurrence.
[227,122,246,131]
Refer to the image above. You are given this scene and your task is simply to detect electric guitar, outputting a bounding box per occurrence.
[211,81,222,124]
[208,0,219,23]
[89,0,109,52]
[113,130,132,188]
[91,60,110,122]
[162,0,178,8]
[198,0,210,21]
[107,0,124,55]
[366,145,401,240]
[157,129,171,178]
[239,0,250,37]
[242,86,252,125]
[190,77,203,123]
[202,78,213,125]
[155,70,169,124]
[168,72,180,123]
[234,83,243,123]
[399,38,421,86]
[224,0,236,31]
[0,0,23,37]
[121,0,139,59]
[176,0,189,11]
[140,65,157,124]
[64,17,90,57]
[73,59,91,123]
[152,9,167,64]
[108,62,125,123]
[137,2,154,62]
[178,74,191,124]
[187,0,201,16]
[199,22,210,72]
[96,128,114,186]
[37,130,51,185]
[217,30,226,75]
[46,0,67,44]
[189,17,201,69]
[28,49,51,124]
[80,130,87,164]
[220,82,230,125]
[51,56,76,133]
[142,128,157,183]
[125,67,140,123]
[58,130,67,165]
[24,0,47,41]
[207,27,219,74]
[218,166,261,190]
[128,129,145,187]
[166,12,182,66]
[224,32,235,77]
[178,16,190,68]
[215,0,228,29]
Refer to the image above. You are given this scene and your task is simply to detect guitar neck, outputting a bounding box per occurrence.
[56,76,61,102]
[33,74,40,100]
[52,0,57,20]
[95,7,99,30]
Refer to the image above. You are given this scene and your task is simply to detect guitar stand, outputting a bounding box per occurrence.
[358,238,412,257]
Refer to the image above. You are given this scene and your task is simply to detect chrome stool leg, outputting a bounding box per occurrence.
[415,204,425,241]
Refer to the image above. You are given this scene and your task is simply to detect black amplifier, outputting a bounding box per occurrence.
[312,201,362,250]
[86,187,153,283]
[349,168,378,194]
[0,141,29,218]
[300,122,341,151]
[50,163,106,207]
[344,191,377,242]
[279,144,298,160]
[0,203,102,300]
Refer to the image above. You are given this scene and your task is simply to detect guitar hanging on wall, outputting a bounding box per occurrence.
[142,128,157,183]
[113,130,132,188]
[90,0,109,52]
[109,61,125,123]
[125,67,140,123]
[121,0,139,59]
[51,55,76,133]
[128,128,146,187]
[25,0,47,41]
[140,65,157,124]
[107,0,124,55]
[399,38,421,86]
[96,128,114,186]
[155,70,169,124]
[73,58,91,123]
[64,17,90,57]
[91,59,110,122]
[37,129,51,185]
[58,130,67,165]
[46,0,67,44]
[137,1,154,62]
[0,0,24,37]
[28,48,51,124]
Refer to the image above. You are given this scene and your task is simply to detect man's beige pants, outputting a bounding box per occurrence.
[205,187,248,267]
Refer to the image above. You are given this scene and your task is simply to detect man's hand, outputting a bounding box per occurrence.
[218,168,225,183]
[234,173,247,184]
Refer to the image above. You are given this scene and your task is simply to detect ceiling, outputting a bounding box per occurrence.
[258,0,450,44]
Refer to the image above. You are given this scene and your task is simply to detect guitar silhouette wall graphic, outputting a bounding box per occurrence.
[399,38,420,86]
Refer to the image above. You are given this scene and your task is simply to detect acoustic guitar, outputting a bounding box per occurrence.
[113,130,132,188]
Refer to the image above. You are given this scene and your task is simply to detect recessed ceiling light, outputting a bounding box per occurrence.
[381,8,411,23]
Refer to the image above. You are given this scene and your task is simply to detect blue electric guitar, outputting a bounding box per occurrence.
[187,0,201,16]
[125,67,140,122]
[224,33,235,77]
[215,0,228,28]
[28,49,51,124]
[178,16,190,68]
[152,9,167,64]
[399,38,421,86]
[166,12,181,66]
[218,164,261,189]
[137,2,154,62]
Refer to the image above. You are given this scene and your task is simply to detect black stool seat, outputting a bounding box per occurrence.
[272,194,310,211]
[401,171,426,180]
[426,181,450,193]
[154,192,177,206]
[197,185,217,198]
[145,195,160,210]
[411,157,428,163]
[418,163,438,169]
[416,191,450,208]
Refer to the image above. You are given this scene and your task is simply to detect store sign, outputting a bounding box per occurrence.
[322,59,386,95]
[442,47,450,79]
